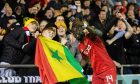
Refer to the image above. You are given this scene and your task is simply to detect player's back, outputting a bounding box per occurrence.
[78,36,115,74]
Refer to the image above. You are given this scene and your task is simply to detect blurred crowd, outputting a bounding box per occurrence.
[0,0,140,77]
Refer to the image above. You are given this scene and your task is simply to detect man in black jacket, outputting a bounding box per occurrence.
[90,10,117,42]
[0,17,39,76]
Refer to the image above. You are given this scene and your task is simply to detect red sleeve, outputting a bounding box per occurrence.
[78,42,87,59]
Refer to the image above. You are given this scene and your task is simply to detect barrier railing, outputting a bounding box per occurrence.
[121,64,140,75]
[0,64,140,84]
[117,75,140,84]
[0,64,36,68]
[118,64,140,84]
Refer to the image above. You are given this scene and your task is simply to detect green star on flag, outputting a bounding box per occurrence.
[51,50,63,62]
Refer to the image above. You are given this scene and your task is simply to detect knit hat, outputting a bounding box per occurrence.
[55,21,67,30]
[23,17,39,27]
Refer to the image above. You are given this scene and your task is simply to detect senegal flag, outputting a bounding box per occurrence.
[35,35,89,84]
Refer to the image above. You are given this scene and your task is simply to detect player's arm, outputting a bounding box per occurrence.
[86,26,103,37]
[113,60,122,68]
[80,54,89,67]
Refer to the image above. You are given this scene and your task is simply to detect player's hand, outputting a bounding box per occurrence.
[83,29,89,36]
[113,61,122,68]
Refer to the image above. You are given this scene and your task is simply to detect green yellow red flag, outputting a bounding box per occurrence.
[35,35,89,84]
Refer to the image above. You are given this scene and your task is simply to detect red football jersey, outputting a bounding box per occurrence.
[78,36,115,75]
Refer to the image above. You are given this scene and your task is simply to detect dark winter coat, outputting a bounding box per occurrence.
[0,27,38,76]
[0,27,36,64]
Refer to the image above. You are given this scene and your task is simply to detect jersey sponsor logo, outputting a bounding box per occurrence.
[83,44,91,55]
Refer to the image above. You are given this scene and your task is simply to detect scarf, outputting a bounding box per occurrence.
[23,27,30,43]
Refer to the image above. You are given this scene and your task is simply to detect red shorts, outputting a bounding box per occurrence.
[92,68,116,84]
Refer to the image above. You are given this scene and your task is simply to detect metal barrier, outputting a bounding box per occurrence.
[117,75,140,84]
[121,64,140,75]
[0,64,36,68]
[117,64,140,84]
[0,64,140,84]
